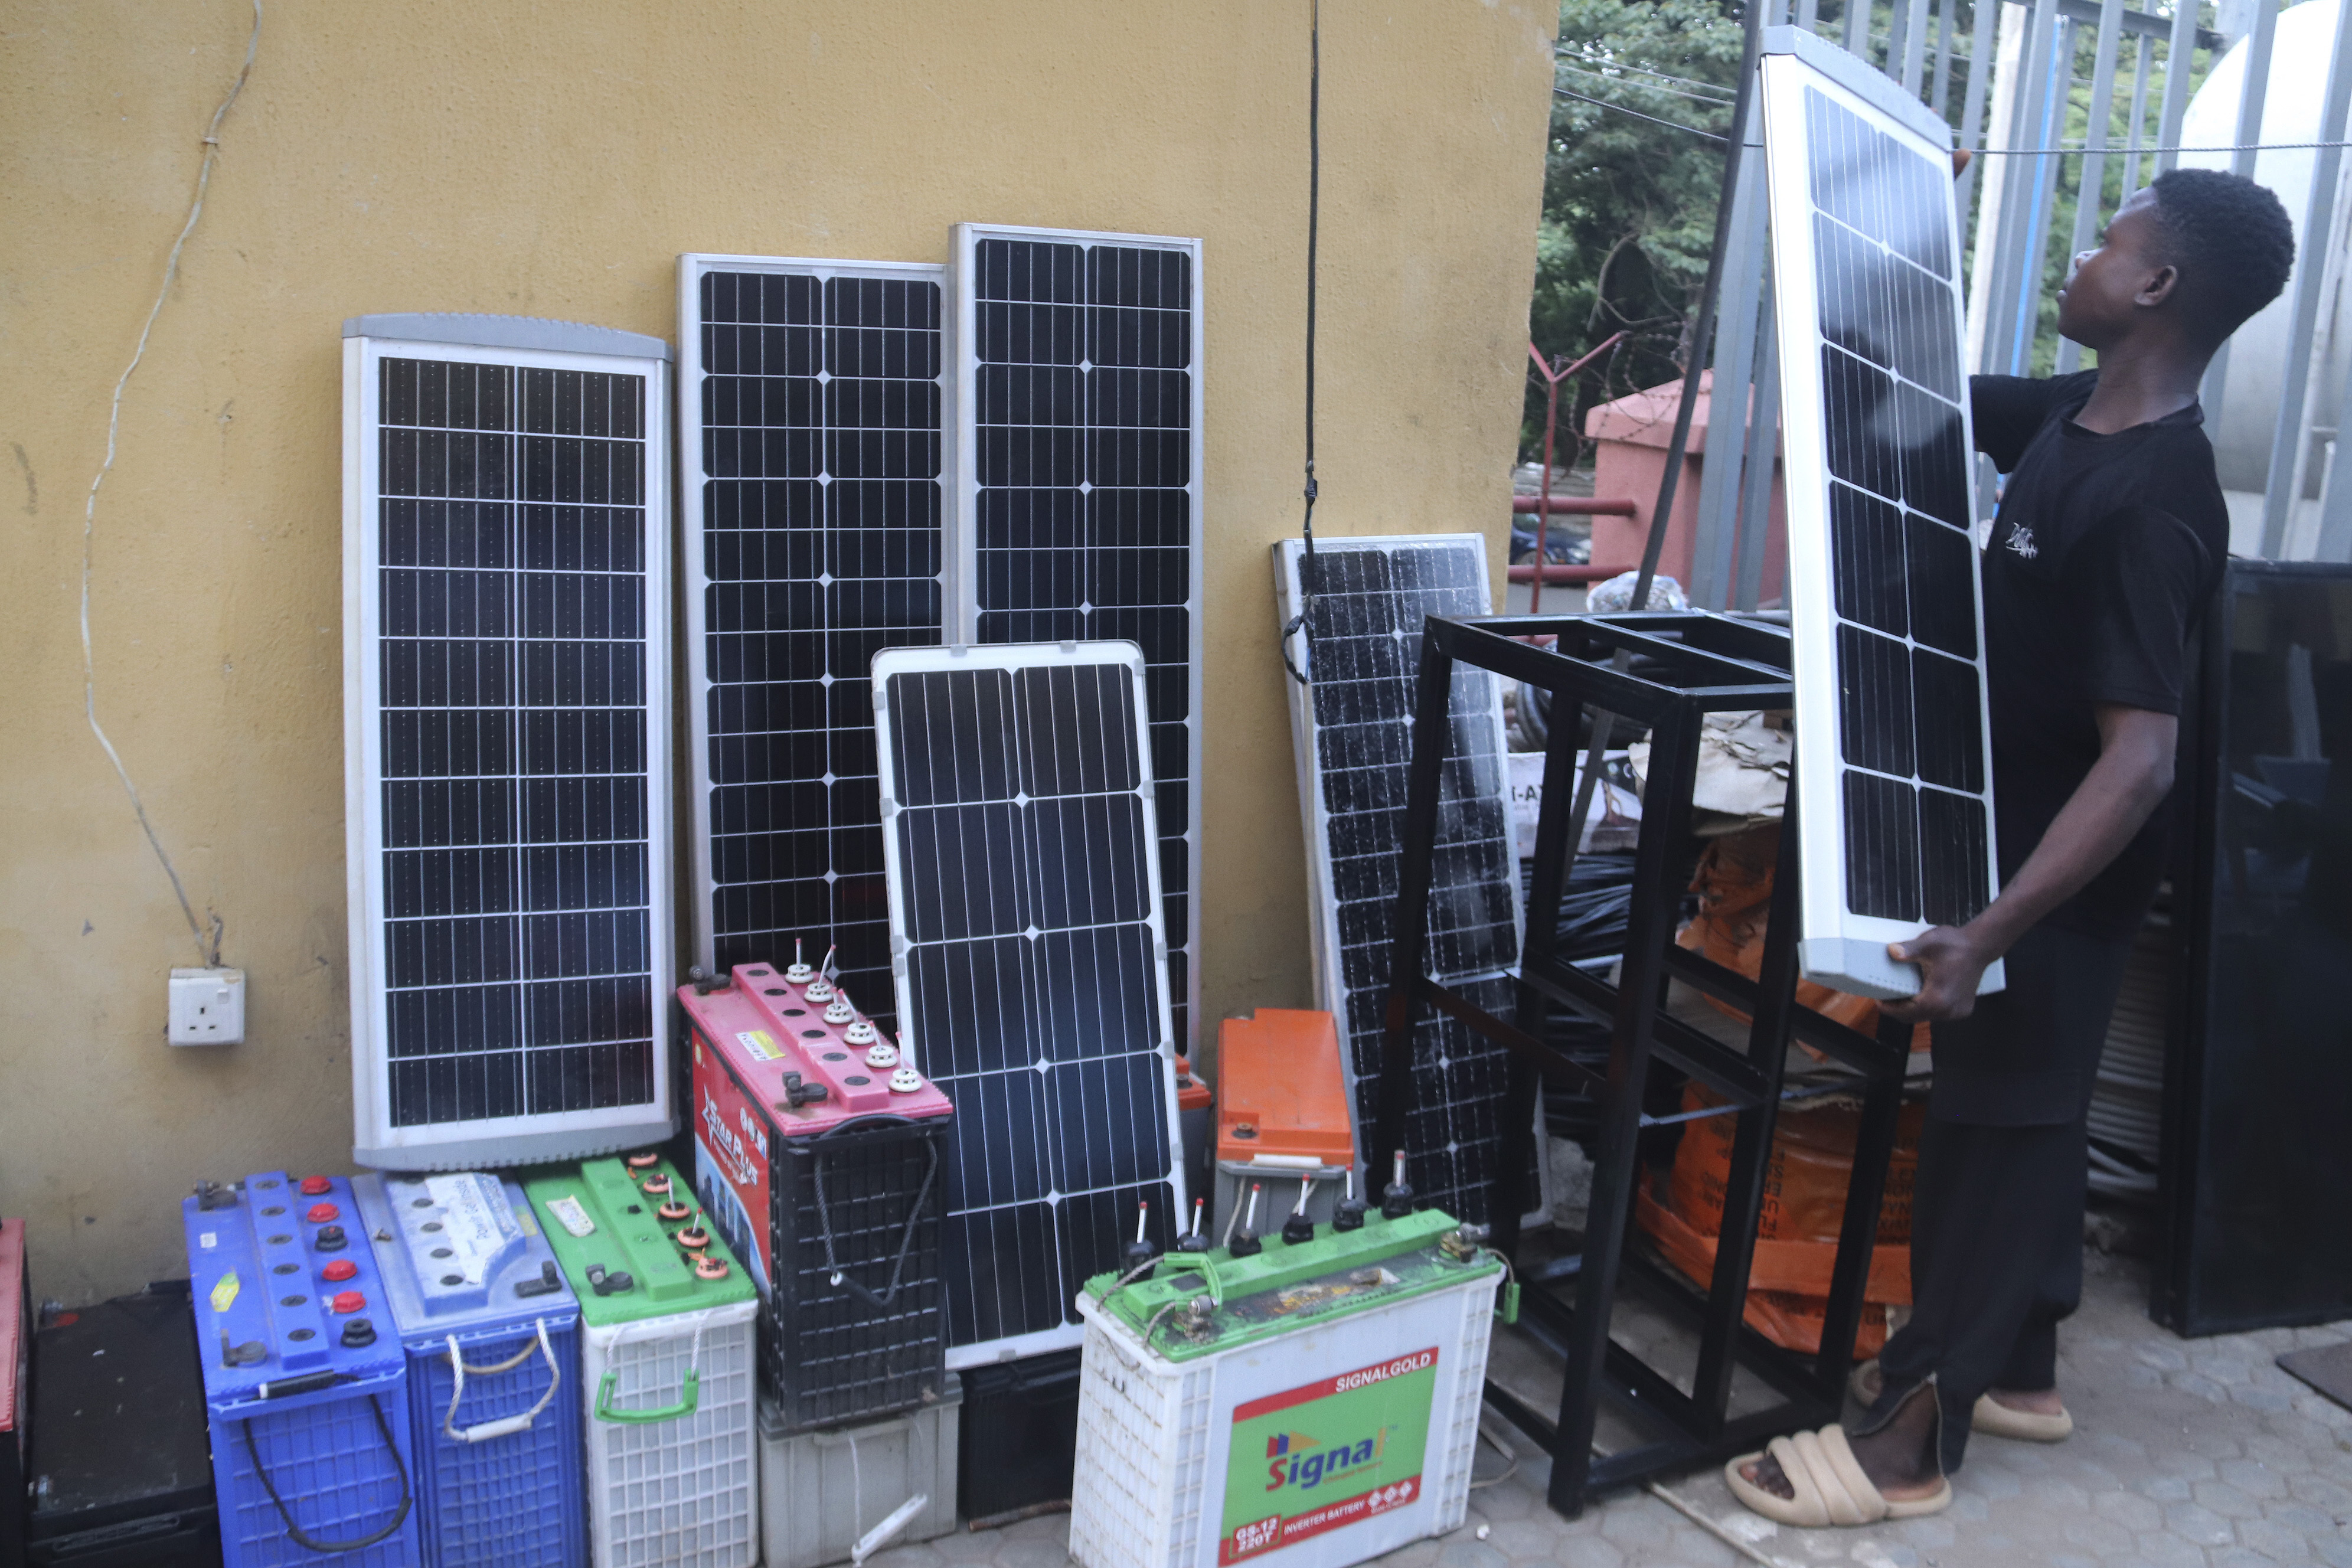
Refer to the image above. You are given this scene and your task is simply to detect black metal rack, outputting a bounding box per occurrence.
[1371,610,1913,1516]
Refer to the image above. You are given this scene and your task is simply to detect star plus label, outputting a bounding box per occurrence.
[737,1030,780,1061]
[210,1270,240,1315]
[544,1195,596,1238]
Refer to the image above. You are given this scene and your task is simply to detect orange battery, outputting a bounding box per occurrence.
[1208,1010,1357,1237]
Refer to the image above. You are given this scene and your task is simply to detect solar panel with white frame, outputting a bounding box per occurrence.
[678,256,948,1031]
[873,640,1187,1365]
[342,315,675,1170]
[1758,28,2005,1000]
[947,224,1204,1059]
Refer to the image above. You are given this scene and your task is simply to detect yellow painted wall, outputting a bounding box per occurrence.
[0,0,1554,1303]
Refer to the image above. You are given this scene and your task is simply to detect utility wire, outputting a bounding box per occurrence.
[1555,48,1739,102]
[1555,60,1740,108]
[1975,139,2352,155]
[1281,0,1322,687]
[81,0,260,970]
[1553,86,1729,142]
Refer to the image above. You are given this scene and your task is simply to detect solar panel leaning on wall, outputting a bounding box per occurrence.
[873,641,1186,1364]
[341,315,675,1169]
[1757,28,2005,1001]
[677,256,948,1031]
[1272,535,1534,1227]
[946,224,1204,1057]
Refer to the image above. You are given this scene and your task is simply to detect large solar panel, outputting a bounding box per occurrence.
[342,315,674,1169]
[678,256,947,1030]
[1758,30,2005,999]
[1272,535,1532,1227]
[873,642,1185,1365]
[947,224,1203,1056]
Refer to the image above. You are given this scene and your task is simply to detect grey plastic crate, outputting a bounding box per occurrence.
[757,1374,962,1568]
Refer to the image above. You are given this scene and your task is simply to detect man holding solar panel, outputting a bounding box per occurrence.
[1731,165,2297,1526]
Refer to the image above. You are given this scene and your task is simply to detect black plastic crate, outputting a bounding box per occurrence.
[25,1285,221,1568]
[957,1349,1082,1520]
[765,1116,950,1430]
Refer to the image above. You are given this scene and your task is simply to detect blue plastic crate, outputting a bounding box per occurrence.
[184,1172,419,1568]
[354,1173,584,1568]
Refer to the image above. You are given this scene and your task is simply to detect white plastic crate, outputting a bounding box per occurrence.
[757,1376,962,1568]
[1070,1246,1497,1568]
[584,1300,760,1568]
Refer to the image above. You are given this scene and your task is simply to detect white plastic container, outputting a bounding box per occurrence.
[758,1376,962,1568]
[1069,1212,1503,1568]
[528,1157,760,1568]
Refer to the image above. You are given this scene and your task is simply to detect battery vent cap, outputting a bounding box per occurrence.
[321,1259,358,1282]
[299,1175,333,1196]
[305,1203,340,1223]
[328,1290,367,1314]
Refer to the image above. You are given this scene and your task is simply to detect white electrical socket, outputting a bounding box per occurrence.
[168,968,245,1046]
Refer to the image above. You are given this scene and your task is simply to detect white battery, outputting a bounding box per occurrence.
[1069,1211,1504,1568]
[757,1375,962,1568]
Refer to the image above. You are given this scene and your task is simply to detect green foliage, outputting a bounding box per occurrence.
[1525,0,1750,462]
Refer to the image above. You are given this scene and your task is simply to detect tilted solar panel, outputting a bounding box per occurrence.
[342,315,675,1168]
[947,224,1203,1057]
[1758,28,2005,999]
[678,256,948,1030]
[873,641,1186,1364]
[1272,535,1533,1226]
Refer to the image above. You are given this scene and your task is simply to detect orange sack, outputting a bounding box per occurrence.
[1636,1081,1925,1360]
[1675,826,1931,1052]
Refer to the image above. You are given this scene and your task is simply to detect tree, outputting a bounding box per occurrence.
[1525,0,1749,462]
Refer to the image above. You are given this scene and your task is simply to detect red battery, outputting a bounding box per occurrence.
[683,958,955,1433]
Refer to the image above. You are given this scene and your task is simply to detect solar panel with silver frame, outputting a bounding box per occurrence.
[1272,534,1541,1228]
[946,224,1204,1057]
[342,313,675,1169]
[677,255,948,1028]
[1758,27,2005,1000]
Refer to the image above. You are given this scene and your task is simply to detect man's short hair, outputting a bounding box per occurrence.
[2148,168,2296,344]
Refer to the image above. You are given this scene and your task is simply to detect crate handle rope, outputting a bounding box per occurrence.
[594,1321,703,1425]
[237,1394,413,1553]
[443,1319,561,1443]
[811,1123,940,1314]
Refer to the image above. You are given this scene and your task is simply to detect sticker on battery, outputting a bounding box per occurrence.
[737,1030,780,1060]
[544,1195,596,1237]
[1219,1348,1439,1563]
[210,1270,240,1315]
[424,1172,517,1284]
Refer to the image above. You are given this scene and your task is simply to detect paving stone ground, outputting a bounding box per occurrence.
[877,1245,2352,1568]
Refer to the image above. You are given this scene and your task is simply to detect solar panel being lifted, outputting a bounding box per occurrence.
[1272,535,1527,1226]
[873,641,1185,1365]
[342,315,674,1169]
[1758,28,2004,999]
[678,256,947,1030]
[948,224,1203,1056]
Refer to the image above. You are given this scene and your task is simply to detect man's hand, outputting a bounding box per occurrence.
[1880,924,1998,1023]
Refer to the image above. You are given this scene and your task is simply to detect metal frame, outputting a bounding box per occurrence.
[341,315,676,1169]
[945,222,1207,1056]
[1373,612,1913,1515]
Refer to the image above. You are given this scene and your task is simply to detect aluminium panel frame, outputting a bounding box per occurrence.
[1758,30,2005,999]
[342,316,676,1169]
[945,222,1206,1057]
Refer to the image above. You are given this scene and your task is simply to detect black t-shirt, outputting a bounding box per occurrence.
[1971,370,2226,940]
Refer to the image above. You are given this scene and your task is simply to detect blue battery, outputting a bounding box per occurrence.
[354,1172,585,1568]
[184,1171,420,1568]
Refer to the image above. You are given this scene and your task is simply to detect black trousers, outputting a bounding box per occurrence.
[1867,922,2131,1472]
[1870,1115,2088,1471]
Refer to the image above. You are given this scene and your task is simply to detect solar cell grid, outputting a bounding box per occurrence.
[954,225,1201,1056]
[875,645,1184,1363]
[1276,536,1527,1226]
[682,258,946,1030]
[346,319,674,1166]
[1759,38,2003,998]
